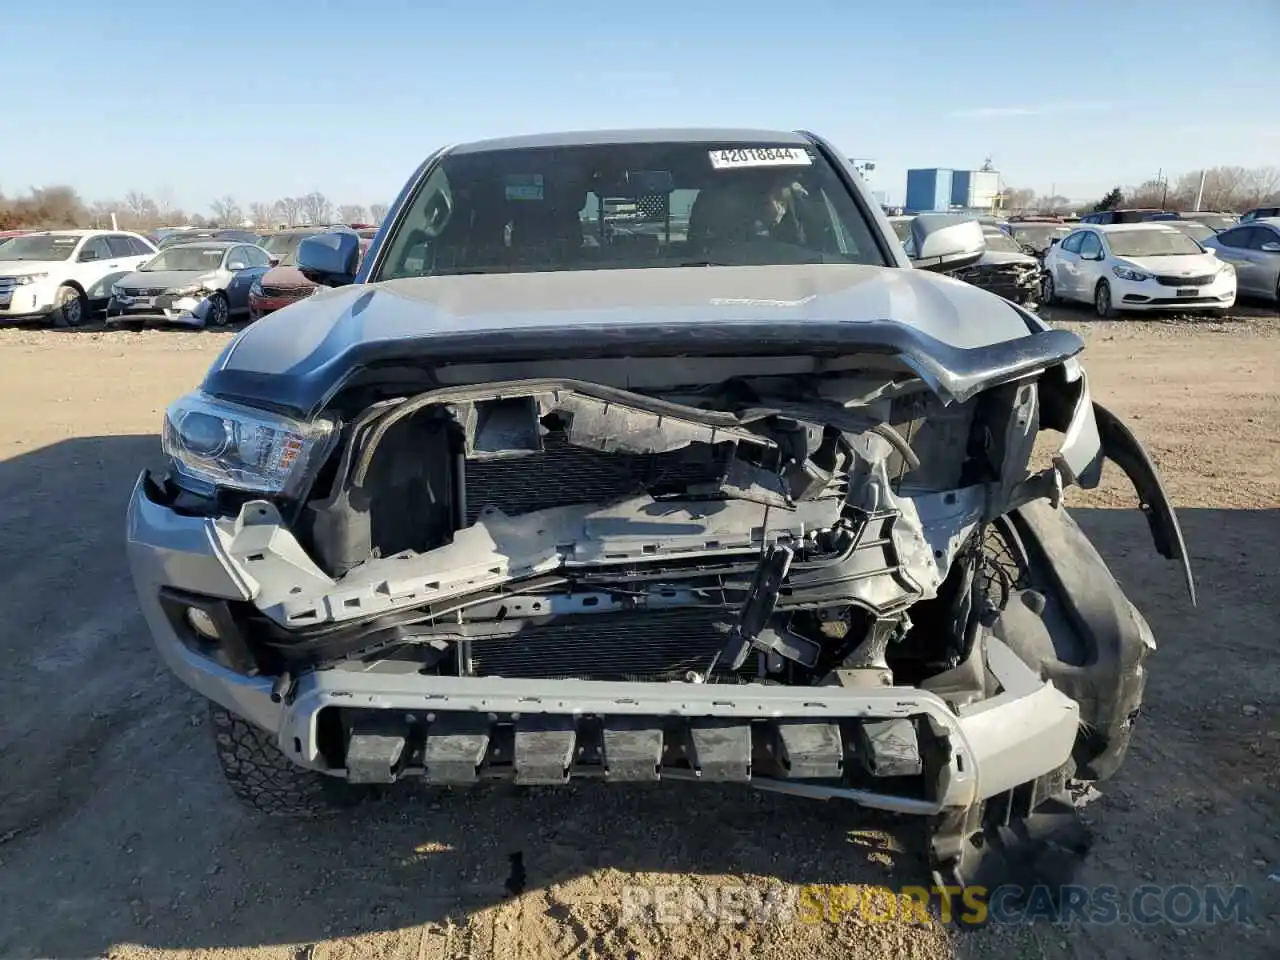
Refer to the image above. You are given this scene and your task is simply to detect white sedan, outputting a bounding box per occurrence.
[1042,223,1236,317]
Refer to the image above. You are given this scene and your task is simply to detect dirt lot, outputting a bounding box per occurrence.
[1,305,1277,960]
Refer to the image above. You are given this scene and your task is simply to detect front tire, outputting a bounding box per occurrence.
[1094,279,1117,318]
[208,702,373,816]
[206,292,230,328]
[51,284,88,328]
[1040,271,1059,306]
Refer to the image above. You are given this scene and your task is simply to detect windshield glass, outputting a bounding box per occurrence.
[141,245,227,271]
[981,229,1021,253]
[888,219,912,242]
[0,234,79,261]
[372,141,888,279]
[1184,213,1232,232]
[1164,222,1214,244]
[260,232,320,266]
[1009,224,1069,249]
[159,232,216,248]
[1107,229,1203,257]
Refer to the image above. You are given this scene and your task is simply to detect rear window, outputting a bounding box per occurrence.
[372,140,887,280]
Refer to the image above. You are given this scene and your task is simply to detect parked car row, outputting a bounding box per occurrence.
[0,224,376,328]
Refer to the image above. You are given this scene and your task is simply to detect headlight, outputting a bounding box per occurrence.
[162,392,335,497]
[1218,262,1235,275]
[111,282,125,296]
[167,283,206,297]
[1112,266,1151,282]
[12,273,48,286]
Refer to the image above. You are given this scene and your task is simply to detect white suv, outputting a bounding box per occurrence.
[0,230,158,326]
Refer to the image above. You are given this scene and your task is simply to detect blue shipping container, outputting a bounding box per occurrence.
[906,168,953,213]
[951,170,972,207]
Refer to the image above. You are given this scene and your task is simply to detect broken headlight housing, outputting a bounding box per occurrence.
[162,391,335,497]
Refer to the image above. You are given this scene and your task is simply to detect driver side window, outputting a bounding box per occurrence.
[1079,232,1102,259]
[1062,232,1085,254]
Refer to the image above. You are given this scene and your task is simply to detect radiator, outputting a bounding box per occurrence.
[468,608,733,681]
[462,430,725,524]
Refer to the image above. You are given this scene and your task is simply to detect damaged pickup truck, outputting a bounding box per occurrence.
[126,128,1194,891]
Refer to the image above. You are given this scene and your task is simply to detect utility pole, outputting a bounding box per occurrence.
[1194,169,1207,212]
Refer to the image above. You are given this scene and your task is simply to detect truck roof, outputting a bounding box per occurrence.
[451,128,810,155]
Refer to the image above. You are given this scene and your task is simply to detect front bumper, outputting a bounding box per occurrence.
[248,289,311,319]
[126,472,1081,813]
[0,282,54,321]
[106,293,212,327]
[1112,272,1236,311]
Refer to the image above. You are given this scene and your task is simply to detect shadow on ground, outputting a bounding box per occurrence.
[0,436,1275,958]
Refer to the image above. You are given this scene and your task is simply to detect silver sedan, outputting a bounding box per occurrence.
[106,241,273,327]
[1202,218,1280,302]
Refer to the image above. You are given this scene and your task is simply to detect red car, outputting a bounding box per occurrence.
[248,229,374,320]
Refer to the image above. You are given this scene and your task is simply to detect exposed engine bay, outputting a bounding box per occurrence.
[211,353,1150,707]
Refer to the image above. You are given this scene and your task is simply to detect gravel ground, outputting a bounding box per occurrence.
[0,301,1277,960]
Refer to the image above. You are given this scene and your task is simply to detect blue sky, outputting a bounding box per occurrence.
[5,0,1277,212]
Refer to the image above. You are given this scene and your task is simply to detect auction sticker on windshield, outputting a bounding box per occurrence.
[709,147,812,170]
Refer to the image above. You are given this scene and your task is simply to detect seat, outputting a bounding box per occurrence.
[507,184,586,266]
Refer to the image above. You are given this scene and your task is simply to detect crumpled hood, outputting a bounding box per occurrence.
[977,250,1039,268]
[260,265,317,291]
[206,264,1079,416]
[116,269,214,291]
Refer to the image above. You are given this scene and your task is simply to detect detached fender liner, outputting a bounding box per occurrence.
[1007,500,1154,781]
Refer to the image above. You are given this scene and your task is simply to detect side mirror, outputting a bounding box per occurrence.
[1049,237,1061,246]
[227,260,247,271]
[268,255,281,267]
[908,214,985,272]
[1261,242,1280,253]
[297,232,360,287]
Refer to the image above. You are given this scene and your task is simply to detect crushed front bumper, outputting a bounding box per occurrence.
[126,472,1081,815]
[106,294,213,327]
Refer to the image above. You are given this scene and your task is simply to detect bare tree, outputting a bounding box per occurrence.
[123,190,159,228]
[189,213,208,228]
[338,203,368,224]
[300,191,333,226]
[370,203,389,225]
[1002,186,1035,213]
[1241,166,1280,208]
[86,200,117,229]
[154,186,183,225]
[276,196,303,227]
[248,201,276,228]
[209,195,243,227]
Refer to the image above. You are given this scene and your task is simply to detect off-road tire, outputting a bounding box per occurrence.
[208,701,373,816]
[1094,279,1117,318]
[51,284,88,328]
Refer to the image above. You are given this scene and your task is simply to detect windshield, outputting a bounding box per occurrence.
[0,234,79,261]
[1010,224,1069,249]
[1107,229,1204,257]
[981,229,1021,253]
[260,232,319,266]
[1184,213,1233,232]
[1165,222,1215,244]
[372,140,888,279]
[141,245,227,271]
[159,232,216,248]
